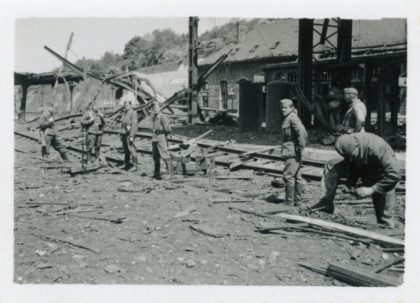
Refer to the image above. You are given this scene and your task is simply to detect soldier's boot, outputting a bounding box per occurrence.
[41,146,47,158]
[124,154,131,170]
[309,198,334,214]
[165,159,173,179]
[374,193,396,229]
[154,160,161,180]
[284,183,295,207]
[128,155,138,172]
[294,183,305,207]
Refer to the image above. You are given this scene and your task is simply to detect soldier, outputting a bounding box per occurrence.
[80,102,105,167]
[38,102,68,161]
[151,102,172,180]
[280,99,308,207]
[309,133,401,228]
[120,99,138,172]
[339,87,367,134]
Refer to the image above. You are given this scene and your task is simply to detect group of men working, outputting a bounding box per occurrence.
[38,99,172,180]
[279,87,400,228]
[37,86,400,228]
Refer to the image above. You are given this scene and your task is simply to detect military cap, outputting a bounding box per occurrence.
[343,87,358,95]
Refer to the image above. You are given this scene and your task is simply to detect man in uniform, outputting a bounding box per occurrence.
[151,102,172,180]
[80,102,105,167]
[38,102,68,161]
[280,99,308,207]
[120,99,138,171]
[339,87,367,134]
[309,133,401,228]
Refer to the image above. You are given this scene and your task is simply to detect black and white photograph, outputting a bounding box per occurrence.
[1,0,420,302]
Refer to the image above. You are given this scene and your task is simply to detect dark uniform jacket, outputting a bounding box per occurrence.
[81,109,105,135]
[38,109,56,136]
[341,133,401,194]
[281,111,307,158]
[120,108,138,138]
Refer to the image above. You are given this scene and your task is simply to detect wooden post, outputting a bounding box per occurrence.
[298,18,313,127]
[390,61,401,128]
[377,64,386,137]
[20,83,29,121]
[337,19,353,88]
[188,16,199,125]
[363,63,373,131]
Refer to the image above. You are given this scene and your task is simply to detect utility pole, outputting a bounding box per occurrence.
[188,16,199,124]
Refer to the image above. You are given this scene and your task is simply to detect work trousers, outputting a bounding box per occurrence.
[152,140,171,178]
[283,157,304,205]
[85,133,102,163]
[45,134,67,160]
[320,158,395,222]
[120,134,137,168]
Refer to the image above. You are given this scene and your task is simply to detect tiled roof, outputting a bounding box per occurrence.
[200,18,406,65]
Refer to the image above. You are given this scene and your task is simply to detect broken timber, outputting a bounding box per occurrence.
[276,213,404,247]
[229,145,282,171]
[327,262,400,287]
[35,234,100,254]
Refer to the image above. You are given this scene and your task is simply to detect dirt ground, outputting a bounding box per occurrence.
[14,121,405,286]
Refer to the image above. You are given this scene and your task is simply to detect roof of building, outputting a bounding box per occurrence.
[200,18,407,66]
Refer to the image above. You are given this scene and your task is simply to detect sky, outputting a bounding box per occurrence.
[15,17,232,73]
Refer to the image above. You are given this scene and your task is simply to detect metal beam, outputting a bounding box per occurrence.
[298,19,314,126]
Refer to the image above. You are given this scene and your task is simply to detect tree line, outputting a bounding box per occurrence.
[70,18,269,76]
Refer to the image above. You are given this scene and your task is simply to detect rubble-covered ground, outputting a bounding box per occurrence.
[14,121,405,286]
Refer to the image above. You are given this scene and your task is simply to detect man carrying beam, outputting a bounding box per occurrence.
[309,133,401,228]
[80,102,105,167]
[151,102,172,180]
[120,99,139,172]
[280,99,308,207]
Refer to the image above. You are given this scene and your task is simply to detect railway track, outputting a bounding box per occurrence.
[14,127,406,187]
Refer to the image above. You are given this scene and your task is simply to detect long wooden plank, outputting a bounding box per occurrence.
[327,262,400,287]
[276,213,404,247]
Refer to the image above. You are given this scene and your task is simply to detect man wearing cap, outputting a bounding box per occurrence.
[309,133,401,228]
[38,103,69,161]
[151,102,172,180]
[80,102,105,167]
[280,99,308,207]
[120,99,138,172]
[339,87,367,134]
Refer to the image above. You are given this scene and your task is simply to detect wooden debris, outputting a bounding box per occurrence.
[68,214,126,224]
[382,247,404,253]
[35,234,100,254]
[69,164,106,176]
[326,262,400,287]
[189,224,229,238]
[374,257,405,274]
[174,206,196,219]
[117,187,143,193]
[299,262,328,275]
[211,199,254,204]
[276,213,404,247]
[229,145,281,171]
[229,206,272,218]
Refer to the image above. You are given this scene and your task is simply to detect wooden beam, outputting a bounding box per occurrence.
[327,262,400,286]
[276,213,404,247]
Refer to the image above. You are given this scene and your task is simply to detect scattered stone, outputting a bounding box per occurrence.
[104,264,122,274]
[36,262,53,269]
[186,260,196,268]
[382,253,389,260]
[35,250,47,256]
